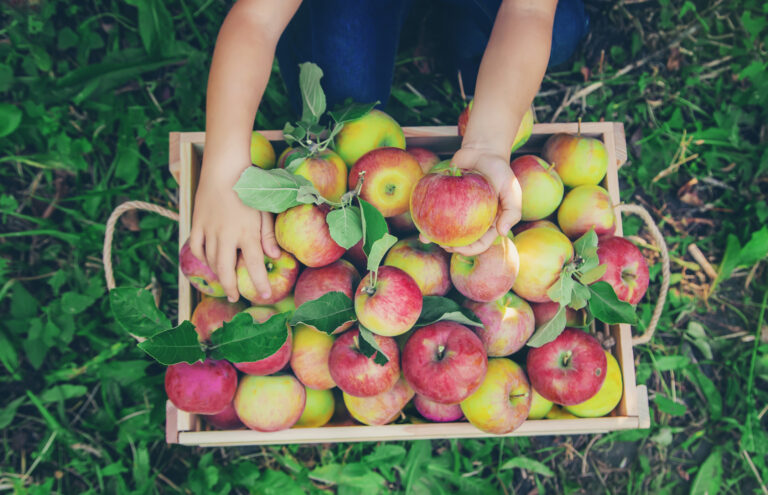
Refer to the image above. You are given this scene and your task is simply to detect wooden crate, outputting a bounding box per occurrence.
[167,123,651,446]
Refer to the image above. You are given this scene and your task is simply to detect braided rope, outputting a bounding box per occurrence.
[615,204,671,346]
[103,201,179,291]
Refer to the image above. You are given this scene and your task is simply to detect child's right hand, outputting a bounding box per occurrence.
[189,156,282,303]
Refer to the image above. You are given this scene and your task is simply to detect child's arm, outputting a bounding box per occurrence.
[449,0,558,256]
[190,0,302,303]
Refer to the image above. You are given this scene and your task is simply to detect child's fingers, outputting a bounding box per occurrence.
[450,227,497,257]
[215,240,240,303]
[496,174,522,235]
[260,211,281,259]
[242,242,271,301]
[204,235,218,279]
[189,226,206,263]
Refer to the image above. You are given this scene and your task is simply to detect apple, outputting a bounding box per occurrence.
[545,406,579,420]
[388,211,418,235]
[511,219,561,236]
[355,266,422,337]
[273,294,296,314]
[557,185,616,239]
[343,376,415,426]
[294,259,361,308]
[565,350,623,417]
[165,359,237,415]
[333,109,406,167]
[275,204,345,267]
[190,296,247,341]
[250,131,276,169]
[234,374,306,432]
[402,321,487,404]
[526,328,607,405]
[344,239,368,273]
[406,147,440,173]
[458,101,534,152]
[450,235,519,302]
[527,387,553,419]
[236,249,299,305]
[595,236,650,304]
[511,227,573,302]
[204,401,244,429]
[233,307,292,375]
[542,133,609,187]
[460,358,531,434]
[414,394,463,422]
[383,238,451,296]
[328,328,400,397]
[410,168,498,247]
[290,323,336,390]
[294,388,335,428]
[290,149,348,203]
[180,239,225,297]
[463,292,535,356]
[277,147,299,168]
[348,147,424,217]
[509,155,564,221]
[531,301,585,328]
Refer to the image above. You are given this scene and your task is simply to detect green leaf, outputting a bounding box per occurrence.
[298,62,326,125]
[114,138,141,184]
[137,321,205,365]
[366,233,398,273]
[61,291,96,315]
[0,64,13,92]
[326,206,363,249]
[282,122,306,145]
[363,444,406,468]
[569,283,591,310]
[685,321,713,360]
[0,104,22,138]
[234,167,321,213]
[573,228,599,259]
[39,384,87,403]
[0,330,19,376]
[499,456,554,476]
[329,101,378,124]
[547,272,575,307]
[527,305,567,347]
[0,396,26,429]
[136,0,175,55]
[713,234,742,288]
[285,148,310,174]
[580,264,607,285]
[357,325,390,366]
[209,313,289,363]
[429,160,452,173]
[416,296,483,328]
[654,355,690,371]
[290,291,356,335]
[358,198,389,256]
[685,366,722,421]
[587,281,638,325]
[110,288,172,338]
[689,448,722,495]
[653,394,687,416]
[738,226,768,267]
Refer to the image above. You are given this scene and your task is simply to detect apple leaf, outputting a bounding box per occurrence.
[429,160,452,173]
[137,321,205,365]
[653,394,686,416]
[284,147,310,174]
[526,305,567,348]
[209,312,289,363]
[299,62,326,125]
[329,101,378,124]
[326,206,363,249]
[416,296,483,328]
[580,264,607,285]
[546,272,575,308]
[588,281,638,325]
[569,283,591,310]
[290,291,356,335]
[282,122,306,146]
[234,167,322,213]
[357,325,389,366]
[689,448,723,495]
[110,287,172,338]
[358,197,389,256]
[366,233,398,273]
[573,228,598,259]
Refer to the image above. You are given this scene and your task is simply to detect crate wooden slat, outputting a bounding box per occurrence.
[167,122,650,445]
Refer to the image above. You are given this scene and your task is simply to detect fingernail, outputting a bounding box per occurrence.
[228,295,237,303]
[262,292,271,300]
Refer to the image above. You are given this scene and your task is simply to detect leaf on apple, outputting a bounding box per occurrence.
[209,312,289,363]
[366,233,398,273]
[329,101,378,124]
[282,122,306,146]
[573,228,598,259]
[570,283,591,310]
[234,168,322,213]
[136,321,205,365]
[110,287,172,338]
[415,296,483,328]
[290,291,356,335]
[546,272,575,308]
[358,197,389,256]
[587,281,639,325]
[357,325,389,366]
[298,62,326,125]
[579,264,607,285]
[526,305,567,348]
[284,147,310,174]
[326,206,363,249]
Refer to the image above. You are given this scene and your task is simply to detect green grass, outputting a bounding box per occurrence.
[1,0,767,493]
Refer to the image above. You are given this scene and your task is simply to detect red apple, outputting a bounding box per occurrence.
[542,133,609,187]
[344,239,368,273]
[526,328,607,405]
[180,239,226,297]
[388,211,418,235]
[343,376,415,426]
[328,328,400,397]
[348,147,424,217]
[275,204,345,267]
[414,394,463,422]
[236,249,299,305]
[294,260,361,307]
[190,296,247,341]
[410,168,498,247]
[512,219,561,236]
[402,321,488,404]
[407,147,440,173]
[165,359,237,415]
[595,236,650,304]
[463,292,535,356]
[355,266,422,337]
[290,324,336,390]
[557,185,616,239]
[383,238,451,296]
[204,401,244,429]
[233,307,292,376]
[531,302,585,328]
[510,155,564,221]
[450,235,519,302]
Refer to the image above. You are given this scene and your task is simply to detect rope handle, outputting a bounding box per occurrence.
[102,201,668,346]
[614,204,670,346]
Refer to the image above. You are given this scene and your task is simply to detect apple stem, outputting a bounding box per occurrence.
[561,350,573,368]
[354,171,366,197]
[265,262,274,272]
[449,167,462,177]
[577,118,582,137]
[436,345,446,360]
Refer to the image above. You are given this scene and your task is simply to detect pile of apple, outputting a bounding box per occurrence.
[158,63,650,436]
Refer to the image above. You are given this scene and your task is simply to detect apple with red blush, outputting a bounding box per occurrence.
[328,328,400,397]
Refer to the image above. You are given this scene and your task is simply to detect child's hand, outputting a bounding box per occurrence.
[420,145,522,256]
[189,158,282,303]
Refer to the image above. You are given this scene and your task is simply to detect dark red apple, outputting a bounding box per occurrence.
[204,401,244,429]
[595,236,650,305]
[165,359,237,415]
[328,328,400,397]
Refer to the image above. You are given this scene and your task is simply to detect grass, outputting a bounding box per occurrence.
[1,0,767,493]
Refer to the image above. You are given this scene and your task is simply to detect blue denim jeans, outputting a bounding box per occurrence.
[276,0,588,114]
